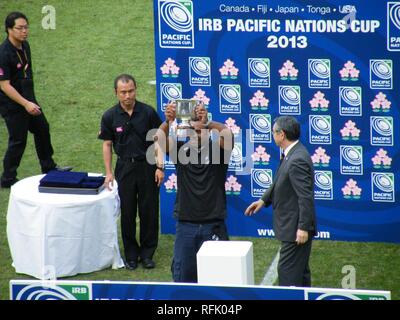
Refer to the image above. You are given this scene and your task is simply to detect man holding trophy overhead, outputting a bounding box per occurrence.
[155,100,233,283]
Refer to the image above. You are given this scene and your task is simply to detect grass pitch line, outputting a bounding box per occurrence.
[260,250,280,286]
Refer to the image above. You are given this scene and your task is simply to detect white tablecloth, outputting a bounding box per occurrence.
[6,175,124,279]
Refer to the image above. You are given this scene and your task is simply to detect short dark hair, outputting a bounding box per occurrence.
[114,74,136,90]
[5,12,28,34]
[274,116,300,141]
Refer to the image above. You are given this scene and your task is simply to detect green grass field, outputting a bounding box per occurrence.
[0,1,399,300]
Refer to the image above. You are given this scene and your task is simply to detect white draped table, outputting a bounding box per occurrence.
[6,175,124,279]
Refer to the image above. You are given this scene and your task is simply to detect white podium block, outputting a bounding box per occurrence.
[196,241,254,285]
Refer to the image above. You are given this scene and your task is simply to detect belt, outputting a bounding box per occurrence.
[117,157,146,163]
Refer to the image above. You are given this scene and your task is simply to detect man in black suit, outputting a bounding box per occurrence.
[245,116,316,287]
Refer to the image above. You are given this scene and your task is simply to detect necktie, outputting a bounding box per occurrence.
[280,151,285,164]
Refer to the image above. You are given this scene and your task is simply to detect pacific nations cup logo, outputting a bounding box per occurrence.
[219,84,241,113]
[189,57,211,86]
[340,145,363,175]
[387,2,400,51]
[158,0,194,48]
[339,87,362,116]
[248,58,270,87]
[370,116,394,146]
[251,169,273,197]
[308,59,331,89]
[279,86,301,115]
[314,171,333,200]
[370,60,393,89]
[160,83,182,111]
[371,172,395,202]
[229,142,243,172]
[309,115,332,145]
[249,114,271,143]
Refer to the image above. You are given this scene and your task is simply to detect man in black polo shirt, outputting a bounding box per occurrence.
[0,12,70,188]
[155,103,233,283]
[98,74,164,270]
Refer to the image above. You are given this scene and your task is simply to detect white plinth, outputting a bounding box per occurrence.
[196,241,254,285]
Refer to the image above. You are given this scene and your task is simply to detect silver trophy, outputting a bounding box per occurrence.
[175,99,198,129]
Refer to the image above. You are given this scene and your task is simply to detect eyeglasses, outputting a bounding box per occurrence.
[13,25,29,31]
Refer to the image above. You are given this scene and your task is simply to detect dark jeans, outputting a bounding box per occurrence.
[116,159,159,262]
[278,239,312,287]
[1,111,56,184]
[172,220,228,283]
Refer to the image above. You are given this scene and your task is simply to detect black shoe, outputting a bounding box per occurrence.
[55,166,73,172]
[142,258,155,269]
[0,178,19,189]
[125,260,138,270]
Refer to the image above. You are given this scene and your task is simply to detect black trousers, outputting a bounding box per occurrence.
[278,238,312,287]
[1,111,56,183]
[115,159,159,262]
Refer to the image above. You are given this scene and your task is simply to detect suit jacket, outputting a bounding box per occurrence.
[261,142,316,242]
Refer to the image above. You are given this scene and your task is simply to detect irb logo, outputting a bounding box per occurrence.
[308,59,331,89]
[314,171,333,200]
[370,116,394,146]
[340,146,363,175]
[248,58,270,88]
[339,87,362,116]
[279,86,301,115]
[309,115,332,145]
[387,2,400,51]
[251,169,273,197]
[371,172,395,202]
[158,0,194,49]
[189,57,211,86]
[160,83,182,111]
[370,60,393,89]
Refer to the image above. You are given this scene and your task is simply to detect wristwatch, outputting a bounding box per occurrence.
[156,165,165,171]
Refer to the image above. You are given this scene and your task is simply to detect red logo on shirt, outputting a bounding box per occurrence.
[17,63,22,69]
[0,68,4,76]
[116,127,123,133]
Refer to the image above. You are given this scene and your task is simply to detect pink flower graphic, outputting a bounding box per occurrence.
[342,179,362,199]
[164,173,178,192]
[225,117,240,135]
[340,60,359,81]
[251,145,270,164]
[370,92,391,113]
[219,59,239,79]
[225,175,242,194]
[309,91,329,111]
[340,121,360,140]
[160,58,180,77]
[192,89,210,106]
[249,90,269,110]
[279,60,298,80]
[311,147,330,167]
[371,148,392,168]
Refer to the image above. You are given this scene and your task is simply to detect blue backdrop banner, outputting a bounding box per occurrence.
[153,0,400,243]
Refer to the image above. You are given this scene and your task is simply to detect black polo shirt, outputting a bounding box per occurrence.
[0,38,35,115]
[171,140,232,223]
[98,101,162,160]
